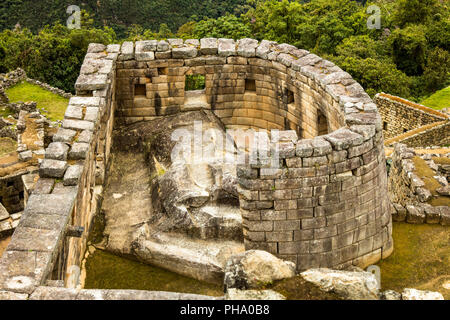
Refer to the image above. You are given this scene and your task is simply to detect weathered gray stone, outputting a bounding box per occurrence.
[7,227,61,252]
[78,130,93,143]
[185,39,200,47]
[256,40,277,59]
[32,178,55,194]
[218,38,236,57]
[224,250,296,290]
[200,38,218,55]
[172,47,197,59]
[68,143,89,160]
[406,205,425,224]
[0,291,28,300]
[379,290,402,300]
[63,165,83,186]
[87,43,106,53]
[63,119,95,131]
[392,203,406,222]
[69,96,101,108]
[167,39,183,47]
[401,288,444,300]
[0,202,9,220]
[301,268,379,300]
[296,139,314,157]
[25,193,76,216]
[53,128,77,143]
[237,38,259,57]
[119,41,134,60]
[438,206,450,226]
[39,159,68,178]
[45,142,69,161]
[75,74,108,91]
[18,150,33,162]
[84,107,99,122]
[157,40,169,52]
[311,137,332,156]
[64,104,83,119]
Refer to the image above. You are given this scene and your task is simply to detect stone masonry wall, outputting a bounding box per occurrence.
[0,39,392,297]
[374,93,448,140]
[115,39,351,139]
[0,43,117,295]
[386,122,450,148]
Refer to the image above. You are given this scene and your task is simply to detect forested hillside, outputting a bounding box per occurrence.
[0,0,448,103]
[0,0,247,38]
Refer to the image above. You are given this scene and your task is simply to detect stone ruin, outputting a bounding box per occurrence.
[0,38,396,299]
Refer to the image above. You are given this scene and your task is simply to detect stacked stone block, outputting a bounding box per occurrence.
[374,93,448,141]
[0,42,117,295]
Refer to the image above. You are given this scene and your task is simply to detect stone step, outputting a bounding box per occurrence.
[187,205,243,241]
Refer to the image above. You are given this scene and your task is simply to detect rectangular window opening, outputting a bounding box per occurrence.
[134,84,146,96]
[383,122,388,130]
[245,79,256,92]
[185,74,206,91]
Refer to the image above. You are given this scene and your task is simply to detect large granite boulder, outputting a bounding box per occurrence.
[401,288,444,300]
[300,268,379,300]
[224,250,296,290]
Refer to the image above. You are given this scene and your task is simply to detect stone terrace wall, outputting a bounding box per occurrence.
[385,121,450,148]
[0,43,117,295]
[374,93,448,140]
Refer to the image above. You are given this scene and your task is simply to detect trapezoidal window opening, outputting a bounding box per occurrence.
[134,84,146,96]
[185,74,206,91]
[158,67,168,76]
[383,122,388,131]
[283,88,295,104]
[245,79,256,92]
[317,109,328,136]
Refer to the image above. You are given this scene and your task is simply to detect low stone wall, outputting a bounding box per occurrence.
[0,43,117,295]
[0,68,72,102]
[385,121,450,148]
[374,93,448,141]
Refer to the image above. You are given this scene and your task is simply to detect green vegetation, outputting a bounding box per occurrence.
[0,137,17,157]
[84,248,223,296]
[0,0,448,100]
[421,86,450,110]
[6,81,69,121]
[185,74,206,91]
[377,222,450,299]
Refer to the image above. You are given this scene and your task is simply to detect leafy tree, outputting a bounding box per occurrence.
[389,25,427,76]
[193,14,251,40]
[331,55,412,98]
[393,0,440,27]
[157,23,174,39]
[422,48,450,92]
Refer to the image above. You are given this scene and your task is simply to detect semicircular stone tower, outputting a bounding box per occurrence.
[112,38,393,271]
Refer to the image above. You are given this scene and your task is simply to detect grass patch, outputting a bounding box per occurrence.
[0,137,17,157]
[421,86,450,110]
[377,223,450,299]
[5,81,69,121]
[84,249,223,296]
[0,106,14,118]
[432,157,450,165]
[412,156,449,206]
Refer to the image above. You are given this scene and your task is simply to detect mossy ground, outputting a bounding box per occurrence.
[377,222,450,299]
[412,156,450,207]
[421,86,450,110]
[0,137,17,157]
[83,249,224,296]
[5,81,69,121]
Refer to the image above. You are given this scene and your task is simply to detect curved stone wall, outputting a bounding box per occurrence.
[114,38,393,271]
